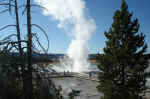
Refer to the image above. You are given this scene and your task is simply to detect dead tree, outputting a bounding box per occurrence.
[0,0,61,99]
[24,0,33,99]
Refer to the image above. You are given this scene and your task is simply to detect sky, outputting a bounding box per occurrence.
[0,0,149,54]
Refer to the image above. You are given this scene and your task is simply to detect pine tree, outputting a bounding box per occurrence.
[97,0,149,99]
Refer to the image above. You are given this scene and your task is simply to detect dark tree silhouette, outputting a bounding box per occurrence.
[97,0,149,99]
[0,0,61,99]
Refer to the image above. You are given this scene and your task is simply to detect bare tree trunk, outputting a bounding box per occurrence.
[25,0,33,99]
[14,0,28,98]
[14,0,22,55]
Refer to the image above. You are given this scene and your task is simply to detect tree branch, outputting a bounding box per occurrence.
[0,3,15,7]
[2,34,17,41]
[31,24,50,53]
[0,9,9,14]
[0,25,16,31]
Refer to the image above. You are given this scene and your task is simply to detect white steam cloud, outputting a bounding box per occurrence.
[34,0,96,72]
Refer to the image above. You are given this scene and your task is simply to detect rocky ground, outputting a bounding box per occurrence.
[50,62,150,99]
[51,72,150,99]
[51,72,103,99]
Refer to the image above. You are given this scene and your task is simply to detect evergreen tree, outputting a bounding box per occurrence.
[97,0,149,99]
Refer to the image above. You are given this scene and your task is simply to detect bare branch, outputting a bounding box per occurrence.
[31,24,50,53]
[30,4,48,11]
[0,0,15,15]
[0,40,27,46]
[3,41,12,50]
[9,42,19,51]
[19,4,48,10]
[32,42,41,53]
[20,4,48,16]
[34,34,47,53]
[0,3,15,7]
[0,40,10,45]
[2,34,17,41]
[18,5,27,16]
[0,9,9,14]
[0,25,16,31]
[22,5,27,16]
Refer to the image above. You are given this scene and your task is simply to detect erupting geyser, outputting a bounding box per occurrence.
[34,0,96,72]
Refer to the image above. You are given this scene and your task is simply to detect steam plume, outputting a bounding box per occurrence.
[34,0,96,72]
